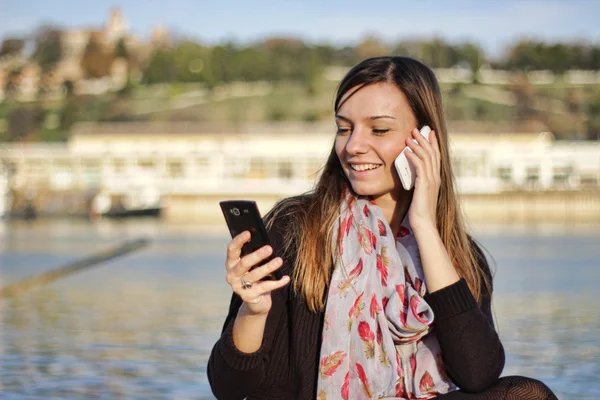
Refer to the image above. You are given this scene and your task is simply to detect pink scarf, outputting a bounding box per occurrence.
[317,193,456,399]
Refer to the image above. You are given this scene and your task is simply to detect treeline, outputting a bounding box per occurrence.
[139,36,600,86]
[1,29,600,87]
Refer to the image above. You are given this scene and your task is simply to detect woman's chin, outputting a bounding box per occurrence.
[349,182,387,198]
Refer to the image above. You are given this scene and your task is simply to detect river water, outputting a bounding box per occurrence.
[1,218,598,399]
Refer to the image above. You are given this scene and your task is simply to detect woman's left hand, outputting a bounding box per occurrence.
[404,128,441,233]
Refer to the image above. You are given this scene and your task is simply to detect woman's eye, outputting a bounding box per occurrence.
[336,127,351,135]
[373,129,390,135]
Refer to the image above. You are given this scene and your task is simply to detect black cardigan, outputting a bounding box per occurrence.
[208,210,505,400]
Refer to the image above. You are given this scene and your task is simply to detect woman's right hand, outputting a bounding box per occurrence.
[225,231,290,315]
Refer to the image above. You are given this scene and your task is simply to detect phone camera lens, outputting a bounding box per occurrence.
[232,208,240,216]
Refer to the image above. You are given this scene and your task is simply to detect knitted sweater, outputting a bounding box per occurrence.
[208,209,505,399]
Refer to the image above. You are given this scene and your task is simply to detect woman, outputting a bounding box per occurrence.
[208,57,557,399]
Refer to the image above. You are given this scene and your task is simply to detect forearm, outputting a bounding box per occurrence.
[425,280,505,392]
[413,224,459,293]
[208,316,267,400]
[233,304,269,353]
[208,298,275,399]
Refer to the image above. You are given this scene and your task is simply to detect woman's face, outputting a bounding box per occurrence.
[335,82,418,201]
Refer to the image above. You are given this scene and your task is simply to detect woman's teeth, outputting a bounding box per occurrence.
[351,164,381,171]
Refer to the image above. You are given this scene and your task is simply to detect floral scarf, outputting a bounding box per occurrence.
[316,193,456,399]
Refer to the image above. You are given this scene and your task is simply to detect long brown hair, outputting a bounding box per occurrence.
[266,56,490,313]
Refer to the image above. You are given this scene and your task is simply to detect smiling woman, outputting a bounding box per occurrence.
[334,83,417,225]
[207,56,558,399]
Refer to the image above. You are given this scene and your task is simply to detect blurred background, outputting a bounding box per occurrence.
[0,0,599,398]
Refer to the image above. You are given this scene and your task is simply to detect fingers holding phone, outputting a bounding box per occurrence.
[225,234,289,313]
[225,230,250,269]
[220,200,290,314]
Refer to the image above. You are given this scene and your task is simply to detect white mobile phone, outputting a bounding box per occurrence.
[394,125,431,191]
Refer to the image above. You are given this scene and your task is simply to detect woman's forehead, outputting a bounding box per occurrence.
[337,83,411,120]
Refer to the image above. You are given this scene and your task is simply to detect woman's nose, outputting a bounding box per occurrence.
[345,128,369,155]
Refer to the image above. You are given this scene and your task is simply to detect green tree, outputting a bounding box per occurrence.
[32,26,63,72]
[417,38,458,68]
[302,53,323,96]
[458,42,484,80]
[142,48,177,83]
[355,36,389,60]
[114,37,129,59]
[172,41,210,82]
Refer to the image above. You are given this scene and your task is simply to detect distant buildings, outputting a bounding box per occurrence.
[0,8,167,101]
[1,122,598,193]
[1,122,599,220]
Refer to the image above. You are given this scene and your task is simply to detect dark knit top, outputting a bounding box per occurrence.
[208,208,505,400]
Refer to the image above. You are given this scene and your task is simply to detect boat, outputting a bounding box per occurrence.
[91,187,162,219]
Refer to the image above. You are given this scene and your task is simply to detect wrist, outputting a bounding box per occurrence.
[411,219,438,236]
[238,302,270,318]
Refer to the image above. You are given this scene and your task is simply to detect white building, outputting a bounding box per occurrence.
[1,123,599,201]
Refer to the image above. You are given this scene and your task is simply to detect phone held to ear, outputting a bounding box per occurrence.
[219,200,281,280]
[394,125,431,191]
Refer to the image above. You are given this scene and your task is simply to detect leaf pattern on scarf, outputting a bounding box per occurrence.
[382,296,390,311]
[376,253,388,286]
[377,218,387,236]
[337,258,363,294]
[363,204,369,217]
[419,371,435,393]
[348,292,364,331]
[410,294,430,324]
[375,324,389,367]
[358,224,374,255]
[382,244,390,265]
[395,283,406,306]
[348,195,356,212]
[341,372,350,400]
[369,294,380,319]
[396,376,407,398]
[319,350,347,379]
[356,363,373,398]
[410,354,417,376]
[415,276,423,293]
[346,213,354,235]
[318,389,327,400]
[358,321,375,358]
[370,229,377,249]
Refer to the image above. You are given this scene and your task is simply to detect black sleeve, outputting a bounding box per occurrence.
[423,240,505,393]
[207,212,290,400]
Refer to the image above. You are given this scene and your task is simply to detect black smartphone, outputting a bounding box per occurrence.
[219,200,280,280]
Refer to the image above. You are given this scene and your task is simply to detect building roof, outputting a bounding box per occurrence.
[70,121,336,136]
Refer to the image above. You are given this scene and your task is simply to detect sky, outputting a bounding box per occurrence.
[1,0,600,57]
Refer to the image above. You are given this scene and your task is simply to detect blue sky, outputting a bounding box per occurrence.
[1,0,599,57]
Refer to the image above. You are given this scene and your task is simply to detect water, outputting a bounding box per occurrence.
[0,219,598,399]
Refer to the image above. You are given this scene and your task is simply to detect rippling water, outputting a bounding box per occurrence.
[0,219,598,399]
